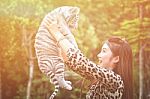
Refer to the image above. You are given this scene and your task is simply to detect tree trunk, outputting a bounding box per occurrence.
[139,45,144,99]
[137,1,149,99]
[22,25,34,99]
[26,43,34,99]
[138,3,144,99]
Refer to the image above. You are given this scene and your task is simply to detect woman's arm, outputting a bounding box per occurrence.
[45,14,77,61]
[46,17,123,86]
[57,33,124,95]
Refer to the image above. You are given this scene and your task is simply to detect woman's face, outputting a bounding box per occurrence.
[97,43,115,69]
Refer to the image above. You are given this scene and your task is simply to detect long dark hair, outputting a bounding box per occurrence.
[106,36,133,99]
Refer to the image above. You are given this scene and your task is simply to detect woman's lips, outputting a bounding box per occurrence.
[99,59,102,64]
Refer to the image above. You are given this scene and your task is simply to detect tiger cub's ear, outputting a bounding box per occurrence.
[69,7,80,15]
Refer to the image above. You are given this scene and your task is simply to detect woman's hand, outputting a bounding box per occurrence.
[45,18,60,39]
[57,14,72,36]
[45,14,70,38]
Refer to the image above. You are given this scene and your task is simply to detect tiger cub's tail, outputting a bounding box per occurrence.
[49,84,59,99]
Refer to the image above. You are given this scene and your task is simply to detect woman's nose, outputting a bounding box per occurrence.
[97,53,101,58]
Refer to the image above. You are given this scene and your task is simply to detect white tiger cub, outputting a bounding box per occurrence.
[34,6,80,99]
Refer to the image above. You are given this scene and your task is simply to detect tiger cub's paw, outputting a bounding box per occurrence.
[66,80,72,85]
[64,81,72,90]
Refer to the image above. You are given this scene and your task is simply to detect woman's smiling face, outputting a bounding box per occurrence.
[97,43,114,69]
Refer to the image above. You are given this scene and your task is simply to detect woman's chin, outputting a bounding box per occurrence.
[98,63,103,67]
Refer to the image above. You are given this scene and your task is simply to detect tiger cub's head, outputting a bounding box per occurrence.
[59,6,80,29]
[65,7,80,29]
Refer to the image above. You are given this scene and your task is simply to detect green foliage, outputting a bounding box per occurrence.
[75,13,99,60]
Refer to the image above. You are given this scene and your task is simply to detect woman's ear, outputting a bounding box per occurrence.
[113,56,119,64]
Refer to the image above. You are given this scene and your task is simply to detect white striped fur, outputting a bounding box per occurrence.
[34,6,80,99]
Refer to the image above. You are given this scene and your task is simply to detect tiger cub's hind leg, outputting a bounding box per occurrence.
[55,74,72,90]
[54,62,72,90]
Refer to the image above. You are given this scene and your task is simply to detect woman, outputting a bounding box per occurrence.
[46,16,133,99]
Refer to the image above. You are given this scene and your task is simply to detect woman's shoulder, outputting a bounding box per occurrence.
[86,70,124,99]
[97,66,124,87]
[87,78,124,99]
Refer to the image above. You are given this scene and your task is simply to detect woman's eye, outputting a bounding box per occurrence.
[102,50,106,53]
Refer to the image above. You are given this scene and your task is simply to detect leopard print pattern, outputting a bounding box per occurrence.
[65,48,124,99]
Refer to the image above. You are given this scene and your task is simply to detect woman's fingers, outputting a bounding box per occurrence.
[44,19,59,34]
[57,14,67,26]
[56,14,71,35]
[46,14,57,24]
[44,13,71,36]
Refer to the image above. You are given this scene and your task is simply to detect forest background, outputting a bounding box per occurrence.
[0,0,150,99]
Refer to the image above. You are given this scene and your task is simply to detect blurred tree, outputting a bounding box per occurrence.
[21,25,35,99]
[112,0,150,98]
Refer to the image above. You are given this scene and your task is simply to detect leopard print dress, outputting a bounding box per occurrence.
[65,48,124,99]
